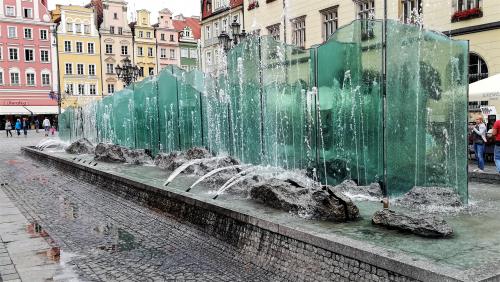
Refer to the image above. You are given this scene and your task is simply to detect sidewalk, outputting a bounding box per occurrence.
[468,161,500,184]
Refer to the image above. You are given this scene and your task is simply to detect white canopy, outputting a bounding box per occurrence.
[469,74,500,102]
[0,106,58,115]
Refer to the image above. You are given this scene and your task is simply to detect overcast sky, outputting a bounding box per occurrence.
[49,0,201,22]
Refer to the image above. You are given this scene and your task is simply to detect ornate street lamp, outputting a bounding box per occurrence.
[218,19,247,52]
[115,56,141,86]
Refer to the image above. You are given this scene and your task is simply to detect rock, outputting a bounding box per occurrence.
[250,178,359,222]
[94,143,152,164]
[331,180,383,200]
[65,138,95,155]
[154,152,184,170]
[395,186,463,209]
[372,209,453,238]
[185,147,212,160]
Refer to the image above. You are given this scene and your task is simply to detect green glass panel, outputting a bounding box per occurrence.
[133,77,160,154]
[112,89,136,148]
[157,69,180,152]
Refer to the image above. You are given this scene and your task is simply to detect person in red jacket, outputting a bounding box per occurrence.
[492,119,500,173]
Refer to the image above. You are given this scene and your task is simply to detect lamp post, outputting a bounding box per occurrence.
[218,19,247,52]
[115,56,141,87]
[49,89,69,115]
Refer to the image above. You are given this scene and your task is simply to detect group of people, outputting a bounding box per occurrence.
[4,117,53,138]
[471,116,500,174]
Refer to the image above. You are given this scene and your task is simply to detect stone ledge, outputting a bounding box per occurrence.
[21,147,498,282]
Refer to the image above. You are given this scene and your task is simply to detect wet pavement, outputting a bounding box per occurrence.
[0,133,280,281]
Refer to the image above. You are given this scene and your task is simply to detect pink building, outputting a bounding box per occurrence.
[0,0,58,123]
[154,8,179,72]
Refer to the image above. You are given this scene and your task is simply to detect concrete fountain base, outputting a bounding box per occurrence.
[21,147,500,282]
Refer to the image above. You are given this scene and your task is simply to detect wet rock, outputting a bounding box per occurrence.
[395,186,463,209]
[332,180,383,200]
[185,147,212,160]
[250,178,359,222]
[372,209,453,238]
[154,151,184,170]
[65,138,95,155]
[94,143,152,164]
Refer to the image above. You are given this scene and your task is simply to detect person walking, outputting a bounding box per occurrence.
[472,116,487,173]
[15,119,22,136]
[492,118,500,174]
[5,120,13,137]
[43,117,51,137]
[22,118,29,138]
[35,119,40,133]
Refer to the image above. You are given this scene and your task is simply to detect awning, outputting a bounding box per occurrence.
[0,106,58,115]
[469,74,500,101]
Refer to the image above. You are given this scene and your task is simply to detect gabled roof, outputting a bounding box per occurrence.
[159,8,173,14]
[172,16,201,40]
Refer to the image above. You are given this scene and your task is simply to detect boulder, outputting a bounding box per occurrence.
[395,186,463,209]
[65,138,95,155]
[372,209,453,238]
[94,143,152,164]
[185,147,212,160]
[154,151,184,170]
[250,178,359,222]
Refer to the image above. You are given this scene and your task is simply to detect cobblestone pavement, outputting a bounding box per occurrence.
[0,134,282,281]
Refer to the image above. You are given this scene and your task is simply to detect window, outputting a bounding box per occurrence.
[469,53,488,83]
[170,34,174,41]
[42,73,50,86]
[89,84,97,95]
[89,65,96,76]
[10,72,19,85]
[77,64,84,75]
[66,23,73,32]
[189,49,198,59]
[181,48,188,58]
[64,41,72,52]
[110,26,115,34]
[321,7,338,42]
[291,16,306,48]
[24,28,32,39]
[76,42,83,53]
[454,0,481,12]
[169,49,175,59]
[40,29,48,40]
[266,23,280,41]
[357,0,375,39]
[161,33,166,41]
[24,49,34,62]
[205,26,211,39]
[0,71,3,85]
[23,8,32,18]
[206,51,212,66]
[114,12,118,19]
[214,22,219,38]
[106,44,113,54]
[0,48,2,60]
[148,67,154,75]
[84,25,90,34]
[139,67,144,76]
[118,27,123,35]
[65,63,73,74]
[139,31,143,38]
[160,48,167,59]
[5,6,15,16]
[106,64,114,74]
[88,43,95,54]
[40,50,49,62]
[108,84,115,94]
[75,24,82,33]
[78,84,85,95]
[65,84,74,94]
[121,45,128,55]
[9,48,19,60]
[148,47,154,57]
[138,47,143,56]
[403,0,422,24]
[26,73,35,86]
[146,32,151,38]
[8,27,16,38]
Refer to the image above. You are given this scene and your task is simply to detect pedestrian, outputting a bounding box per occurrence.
[5,120,13,137]
[22,118,29,138]
[472,116,487,172]
[43,117,51,137]
[15,119,22,136]
[35,119,40,133]
[492,118,500,174]
[50,125,55,136]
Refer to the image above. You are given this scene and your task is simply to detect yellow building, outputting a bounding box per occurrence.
[52,5,102,108]
[130,9,156,80]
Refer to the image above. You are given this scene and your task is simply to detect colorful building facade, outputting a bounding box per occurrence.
[173,14,201,71]
[130,9,156,80]
[52,4,102,108]
[0,0,58,120]
[155,8,179,72]
[99,0,133,95]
